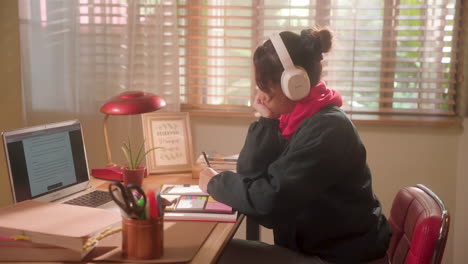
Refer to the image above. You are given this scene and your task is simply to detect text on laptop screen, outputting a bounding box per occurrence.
[4,123,89,202]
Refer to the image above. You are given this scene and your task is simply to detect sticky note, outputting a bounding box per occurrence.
[205,201,232,213]
[176,196,206,210]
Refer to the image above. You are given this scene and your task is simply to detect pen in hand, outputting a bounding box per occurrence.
[202,151,211,167]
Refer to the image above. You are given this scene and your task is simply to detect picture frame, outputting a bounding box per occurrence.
[141,112,194,174]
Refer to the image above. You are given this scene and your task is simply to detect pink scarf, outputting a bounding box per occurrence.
[279,81,343,140]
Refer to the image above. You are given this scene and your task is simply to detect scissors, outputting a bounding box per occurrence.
[108,181,147,220]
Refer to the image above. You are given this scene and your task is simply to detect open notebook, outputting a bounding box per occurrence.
[161,184,238,222]
[1,120,116,211]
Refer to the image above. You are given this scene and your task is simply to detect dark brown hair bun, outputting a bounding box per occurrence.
[313,28,332,53]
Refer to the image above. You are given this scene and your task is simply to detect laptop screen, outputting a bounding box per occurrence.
[2,120,90,202]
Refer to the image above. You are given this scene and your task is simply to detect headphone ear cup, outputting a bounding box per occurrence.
[281,66,310,101]
[269,32,311,101]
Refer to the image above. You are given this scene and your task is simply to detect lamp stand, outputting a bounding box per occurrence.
[90,114,123,181]
[103,114,113,165]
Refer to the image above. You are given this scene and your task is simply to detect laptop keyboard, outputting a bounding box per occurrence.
[64,190,113,208]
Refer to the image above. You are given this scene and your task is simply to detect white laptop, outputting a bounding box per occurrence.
[2,120,117,211]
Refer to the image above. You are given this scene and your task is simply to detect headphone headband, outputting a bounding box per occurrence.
[269,33,295,71]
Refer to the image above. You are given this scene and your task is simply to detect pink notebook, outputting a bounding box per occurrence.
[205,197,232,213]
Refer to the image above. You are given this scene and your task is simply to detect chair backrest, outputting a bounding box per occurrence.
[387,184,450,264]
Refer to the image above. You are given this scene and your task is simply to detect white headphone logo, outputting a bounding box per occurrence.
[269,33,310,101]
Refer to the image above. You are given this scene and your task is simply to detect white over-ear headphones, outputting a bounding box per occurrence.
[269,32,310,101]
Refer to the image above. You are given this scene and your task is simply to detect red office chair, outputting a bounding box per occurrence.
[385,184,450,264]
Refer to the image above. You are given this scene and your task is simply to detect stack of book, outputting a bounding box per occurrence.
[196,152,238,172]
[0,200,121,262]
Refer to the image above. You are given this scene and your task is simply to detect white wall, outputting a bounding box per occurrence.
[361,124,459,264]
[454,119,468,264]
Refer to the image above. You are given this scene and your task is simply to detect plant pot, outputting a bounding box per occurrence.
[122,166,146,187]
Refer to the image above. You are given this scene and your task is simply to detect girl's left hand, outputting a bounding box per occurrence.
[198,167,218,193]
[253,91,280,119]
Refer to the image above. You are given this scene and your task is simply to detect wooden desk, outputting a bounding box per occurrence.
[92,173,243,264]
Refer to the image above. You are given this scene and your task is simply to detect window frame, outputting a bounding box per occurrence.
[178,1,464,126]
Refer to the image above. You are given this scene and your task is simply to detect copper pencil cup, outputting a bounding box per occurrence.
[122,216,164,259]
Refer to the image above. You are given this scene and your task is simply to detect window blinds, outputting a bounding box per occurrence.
[78,0,180,111]
[178,0,255,110]
[178,0,459,119]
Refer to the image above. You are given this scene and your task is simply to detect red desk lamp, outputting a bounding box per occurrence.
[91,91,166,181]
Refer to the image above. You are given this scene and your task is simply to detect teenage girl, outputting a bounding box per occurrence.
[199,28,391,264]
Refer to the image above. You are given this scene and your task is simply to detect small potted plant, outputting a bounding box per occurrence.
[121,137,160,187]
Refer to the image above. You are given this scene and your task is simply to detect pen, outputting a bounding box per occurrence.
[133,191,141,200]
[202,151,211,167]
[145,195,151,219]
[147,190,159,219]
[156,189,163,217]
[137,197,146,220]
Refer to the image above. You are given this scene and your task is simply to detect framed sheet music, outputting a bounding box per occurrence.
[141,112,194,174]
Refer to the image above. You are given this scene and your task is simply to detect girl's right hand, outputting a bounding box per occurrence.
[199,167,218,193]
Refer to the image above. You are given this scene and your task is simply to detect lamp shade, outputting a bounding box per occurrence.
[100,91,166,115]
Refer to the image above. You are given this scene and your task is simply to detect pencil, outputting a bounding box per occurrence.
[202,151,211,167]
